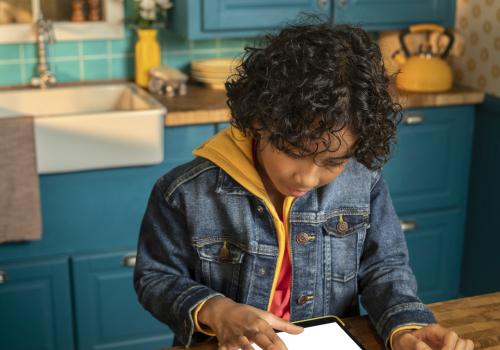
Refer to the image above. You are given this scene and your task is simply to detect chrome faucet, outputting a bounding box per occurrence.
[31,14,56,88]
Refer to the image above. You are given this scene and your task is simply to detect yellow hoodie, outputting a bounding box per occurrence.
[191,126,294,333]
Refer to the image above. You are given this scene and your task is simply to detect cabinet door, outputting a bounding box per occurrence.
[165,124,216,164]
[334,0,455,31]
[203,0,329,31]
[175,0,330,39]
[72,251,174,350]
[401,209,464,303]
[383,105,474,215]
[215,122,231,133]
[0,257,74,350]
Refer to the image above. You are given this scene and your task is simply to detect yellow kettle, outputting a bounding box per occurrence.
[393,23,455,92]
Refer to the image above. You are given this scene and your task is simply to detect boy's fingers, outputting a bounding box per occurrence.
[454,338,467,350]
[415,341,433,350]
[284,321,304,334]
[264,314,303,334]
[251,331,285,350]
[242,343,256,350]
[442,329,459,350]
[238,335,255,350]
[396,332,432,350]
[221,336,247,350]
[417,324,452,345]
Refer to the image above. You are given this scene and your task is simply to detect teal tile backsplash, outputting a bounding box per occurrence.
[0,28,254,87]
[0,63,22,85]
[0,44,20,60]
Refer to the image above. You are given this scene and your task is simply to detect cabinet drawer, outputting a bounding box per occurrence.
[383,105,474,215]
[0,257,74,350]
[401,209,464,303]
[72,251,174,350]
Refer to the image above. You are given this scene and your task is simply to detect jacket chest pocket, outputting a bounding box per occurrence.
[323,212,369,283]
[194,239,245,299]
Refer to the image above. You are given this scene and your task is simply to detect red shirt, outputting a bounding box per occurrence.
[252,140,291,321]
[269,238,291,321]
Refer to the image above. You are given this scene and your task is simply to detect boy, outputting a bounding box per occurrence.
[134,23,473,350]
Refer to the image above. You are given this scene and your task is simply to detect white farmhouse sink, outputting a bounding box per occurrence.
[0,83,165,174]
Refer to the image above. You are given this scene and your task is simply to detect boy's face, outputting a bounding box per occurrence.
[256,128,356,198]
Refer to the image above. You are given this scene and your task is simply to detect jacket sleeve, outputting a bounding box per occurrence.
[358,171,436,348]
[133,179,223,347]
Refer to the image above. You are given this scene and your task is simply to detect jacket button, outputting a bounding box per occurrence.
[297,295,314,305]
[336,220,349,234]
[257,205,264,214]
[296,232,315,244]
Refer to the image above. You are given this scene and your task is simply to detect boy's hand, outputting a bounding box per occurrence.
[198,296,303,350]
[392,324,474,350]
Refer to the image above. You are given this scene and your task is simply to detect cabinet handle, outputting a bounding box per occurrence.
[403,114,425,125]
[0,271,6,284]
[317,0,329,10]
[123,254,136,267]
[400,220,417,233]
[337,0,348,8]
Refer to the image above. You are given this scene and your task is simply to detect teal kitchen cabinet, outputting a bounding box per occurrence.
[173,0,455,39]
[0,257,74,350]
[173,0,330,39]
[0,124,217,350]
[333,0,456,31]
[383,105,474,304]
[461,95,500,296]
[165,124,215,164]
[402,209,464,303]
[72,251,174,350]
[216,122,231,132]
[383,106,474,215]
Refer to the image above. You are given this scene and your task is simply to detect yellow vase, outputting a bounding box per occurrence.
[135,29,161,87]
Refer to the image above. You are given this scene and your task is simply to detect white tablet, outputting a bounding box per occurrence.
[254,316,365,350]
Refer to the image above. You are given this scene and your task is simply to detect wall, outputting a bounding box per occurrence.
[0,2,254,86]
[450,0,499,97]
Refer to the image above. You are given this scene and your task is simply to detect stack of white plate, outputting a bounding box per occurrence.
[191,58,242,90]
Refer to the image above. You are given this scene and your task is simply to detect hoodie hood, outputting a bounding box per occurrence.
[193,126,294,311]
[193,126,269,204]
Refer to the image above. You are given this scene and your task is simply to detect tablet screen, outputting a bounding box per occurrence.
[254,317,364,350]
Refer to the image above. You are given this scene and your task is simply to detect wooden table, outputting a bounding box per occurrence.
[166,292,500,349]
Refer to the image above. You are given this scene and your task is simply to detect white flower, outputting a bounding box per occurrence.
[156,0,173,10]
[140,9,156,21]
[139,0,156,11]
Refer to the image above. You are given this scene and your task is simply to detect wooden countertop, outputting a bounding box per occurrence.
[0,79,484,127]
[165,292,500,350]
[161,83,485,126]
[155,82,231,127]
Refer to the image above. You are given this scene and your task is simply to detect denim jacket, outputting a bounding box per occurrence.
[134,129,436,348]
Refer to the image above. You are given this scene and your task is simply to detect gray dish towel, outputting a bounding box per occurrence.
[0,116,42,243]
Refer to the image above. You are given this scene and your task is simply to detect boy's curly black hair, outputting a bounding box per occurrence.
[226,22,402,170]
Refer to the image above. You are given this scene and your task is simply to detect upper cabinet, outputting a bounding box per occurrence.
[0,0,124,43]
[173,0,455,39]
[173,0,331,39]
[333,0,456,31]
